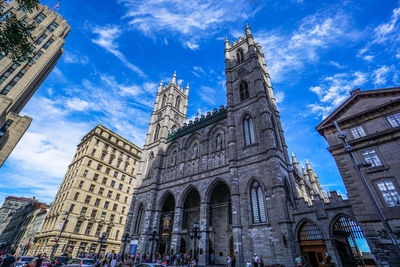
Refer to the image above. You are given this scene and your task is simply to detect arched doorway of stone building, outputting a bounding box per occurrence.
[331,216,368,267]
[157,193,175,256]
[181,187,201,258]
[298,220,328,267]
[208,181,232,265]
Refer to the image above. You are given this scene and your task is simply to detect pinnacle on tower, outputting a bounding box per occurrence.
[224,37,231,49]
[184,83,189,95]
[171,71,177,84]
[245,23,252,35]
[291,152,298,163]
[158,80,163,92]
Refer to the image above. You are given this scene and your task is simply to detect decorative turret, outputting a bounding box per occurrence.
[171,71,177,84]
[292,152,300,172]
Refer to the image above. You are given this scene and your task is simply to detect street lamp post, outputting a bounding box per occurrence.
[190,222,201,265]
[148,227,158,263]
[334,121,400,258]
[97,232,107,262]
[121,232,130,260]
[51,209,71,258]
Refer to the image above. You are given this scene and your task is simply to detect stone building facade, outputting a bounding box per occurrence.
[0,0,70,167]
[34,125,141,257]
[0,196,32,234]
[123,25,370,267]
[316,87,400,266]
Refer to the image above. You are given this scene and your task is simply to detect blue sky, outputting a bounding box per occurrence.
[1,0,399,208]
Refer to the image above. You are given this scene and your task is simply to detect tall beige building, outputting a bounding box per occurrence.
[0,0,70,167]
[35,125,141,257]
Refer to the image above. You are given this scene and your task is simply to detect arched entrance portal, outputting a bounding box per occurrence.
[298,221,327,267]
[157,193,175,256]
[209,181,232,265]
[182,188,200,258]
[332,216,368,266]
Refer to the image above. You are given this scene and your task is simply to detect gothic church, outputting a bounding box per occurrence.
[124,25,365,267]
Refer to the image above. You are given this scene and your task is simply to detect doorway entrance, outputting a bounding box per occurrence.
[298,221,328,267]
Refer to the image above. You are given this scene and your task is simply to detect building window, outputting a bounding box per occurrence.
[85,222,93,235]
[127,187,130,194]
[78,181,84,189]
[89,184,95,192]
[74,220,83,233]
[121,174,125,181]
[83,170,88,177]
[94,198,100,207]
[122,206,125,213]
[129,177,133,184]
[113,171,118,178]
[100,212,106,220]
[161,95,166,107]
[91,209,98,218]
[97,164,102,171]
[35,33,47,45]
[98,187,104,196]
[236,49,244,63]
[42,38,54,49]
[116,193,120,201]
[124,196,128,203]
[110,214,115,222]
[377,180,400,207]
[361,148,383,167]
[47,21,58,32]
[0,120,13,138]
[154,124,160,141]
[115,230,120,240]
[119,216,123,224]
[104,201,109,209]
[239,80,249,101]
[100,154,105,161]
[107,190,112,198]
[80,207,87,216]
[93,174,99,181]
[175,96,181,110]
[191,142,199,159]
[113,204,117,211]
[105,168,110,175]
[87,160,92,167]
[95,225,102,236]
[34,13,46,24]
[95,139,100,146]
[387,112,400,127]
[350,125,366,139]
[123,163,128,171]
[0,63,20,85]
[243,115,255,146]
[73,192,79,201]
[91,149,96,156]
[250,181,267,223]
[102,177,107,185]
[118,183,123,190]
[116,161,121,168]
[108,157,113,164]
[84,196,91,204]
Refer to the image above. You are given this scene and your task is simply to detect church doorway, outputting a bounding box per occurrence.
[209,181,232,265]
[181,188,200,258]
[157,193,175,256]
[180,238,186,254]
[298,221,328,267]
[332,216,369,267]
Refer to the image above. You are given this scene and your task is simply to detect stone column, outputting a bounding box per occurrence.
[231,193,244,267]
[170,206,183,255]
[325,239,342,267]
[198,202,209,266]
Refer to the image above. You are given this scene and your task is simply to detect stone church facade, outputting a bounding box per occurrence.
[123,26,369,267]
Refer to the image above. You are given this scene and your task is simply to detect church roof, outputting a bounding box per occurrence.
[315,86,400,136]
[167,106,227,143]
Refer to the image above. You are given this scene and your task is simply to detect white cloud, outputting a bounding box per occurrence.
[66,97,91,111]
[63,51,89,65]
[363,55,374,61]
[374,7,400,43]
[198,86,217,106]
[192,66,206,77]
[254,12,359,82]
[373,65,392,86]
[91,25,145,77]
[120,0,263,48]
[307,72,368,118]
[274,91,285,103]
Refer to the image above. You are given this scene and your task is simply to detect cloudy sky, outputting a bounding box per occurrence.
[1,0,399,204]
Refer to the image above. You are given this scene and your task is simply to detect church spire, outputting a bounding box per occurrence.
[158,80,163,92]
[171,71,177,84]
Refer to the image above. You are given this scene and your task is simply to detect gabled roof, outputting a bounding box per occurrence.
[316,87,400,135]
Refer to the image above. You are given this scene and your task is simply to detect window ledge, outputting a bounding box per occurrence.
[249,222,270,228]
[243,143,259,149]
[365,165,388,174]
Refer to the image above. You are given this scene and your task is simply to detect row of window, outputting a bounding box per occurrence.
[349,112,400,139]
[83,166,134,186]
[77,180,129,203]
[95,129,140,156]
[73,188,129,210]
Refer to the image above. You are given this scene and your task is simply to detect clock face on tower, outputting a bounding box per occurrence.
[237,67,246,77]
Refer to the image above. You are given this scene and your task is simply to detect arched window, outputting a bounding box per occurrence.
[192,142,199,159]
[171,150,177,166]
[134,205,144,234]
[161,94,166,107]
[236,49,244,63]
[175,96,181,110]
[239,80,249,101]
[154,124,160,141]
[250,181,267,223]
[171,124,177,132]
[271,115,282,150]
[216,133,222,151]
[243,115,255,146]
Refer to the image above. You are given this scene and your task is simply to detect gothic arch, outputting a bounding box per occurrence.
[205,178,232,203]
[207,123,226,151]
[247,178,268,223]
[133,202,145,234]
[328,213,360,238]
[242,112,257,145]
[184,133,202,160]
[295,218,325,242]
[239,79,250,101]
[158,190,176,212]
[183,132,203,150]
[177,184,202,208]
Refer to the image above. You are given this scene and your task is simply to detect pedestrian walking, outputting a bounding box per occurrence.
[253,253,259,267]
